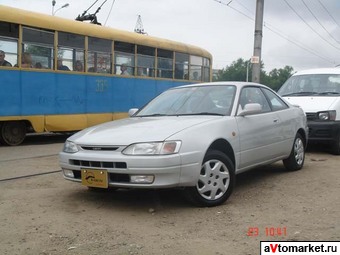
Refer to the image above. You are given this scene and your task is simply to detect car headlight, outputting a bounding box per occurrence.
[317,110,336,121]
[122,141,181,155]
[63,140,79,153]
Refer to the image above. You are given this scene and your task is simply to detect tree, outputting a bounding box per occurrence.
[217,58,250,82]
[215,58,294,91]
[266,66,294,91]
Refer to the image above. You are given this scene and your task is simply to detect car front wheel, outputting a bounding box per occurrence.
[283,133,305,171]
[185,150,235,207]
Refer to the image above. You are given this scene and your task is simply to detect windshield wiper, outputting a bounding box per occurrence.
[136,114,168,117]
[179,112,224,116]
[317,91,340,95]
[281,92,319,96]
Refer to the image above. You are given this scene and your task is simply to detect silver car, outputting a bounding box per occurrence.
[59,82,308,207]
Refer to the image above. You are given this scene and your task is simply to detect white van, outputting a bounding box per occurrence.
[278,68,340,155]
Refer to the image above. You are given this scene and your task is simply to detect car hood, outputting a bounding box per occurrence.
[283,96,338,112]
[70,116,219,145]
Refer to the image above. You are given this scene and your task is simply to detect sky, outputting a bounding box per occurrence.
[1,0,340,72]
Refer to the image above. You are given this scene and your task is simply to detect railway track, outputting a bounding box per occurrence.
[0,169,61,182]
[0,153,61,182]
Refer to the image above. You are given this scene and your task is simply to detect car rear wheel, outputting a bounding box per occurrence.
[185,150,235,207]
[283,133,305,171]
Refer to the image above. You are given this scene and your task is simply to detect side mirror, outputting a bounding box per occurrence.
[128,108,139,117]
[238,103,262,116]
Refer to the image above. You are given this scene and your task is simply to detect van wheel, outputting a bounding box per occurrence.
[0,121,26,146]
[185,150,235,207]
[331,133,340,155]
[283,133,305,171]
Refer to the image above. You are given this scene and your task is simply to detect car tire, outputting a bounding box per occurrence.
[331,133,340,155]
[185,150,235,207]
[283,133,305,171]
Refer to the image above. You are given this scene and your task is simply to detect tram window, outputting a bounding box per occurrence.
[175,52,189,80]
[56,48,83,71]
[115,52,134,75]
[88,37,112,73]
[115,41,135,75]
[58,32,84,49]
[0,37,17,68]
[0,22,19,67]
[115,41,134,54]
[202,57,210,82]
[0,21,19,38]
[22,27,54,69]
[57,48,72,70]
[137,45,155,77]
[73,52,84,72]
[190,55,203,81]
[157,49,173,79]
[58,32,84,71]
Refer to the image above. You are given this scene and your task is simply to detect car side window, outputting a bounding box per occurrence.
[238,87,271,113]
[262,88,288,111]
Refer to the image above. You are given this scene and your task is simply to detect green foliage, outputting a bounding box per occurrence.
[215,58,294,91]
[216,58,251,82]
[25,45,52,57]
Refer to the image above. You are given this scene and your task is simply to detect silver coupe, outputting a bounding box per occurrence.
[59,82,308,207]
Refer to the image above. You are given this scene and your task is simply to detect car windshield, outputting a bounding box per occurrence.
[278,74,340,96]
[136,85,236,117]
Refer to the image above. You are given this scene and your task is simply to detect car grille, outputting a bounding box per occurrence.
[306,112,317,121]
[80,146,119,151]
[69,159,127,169]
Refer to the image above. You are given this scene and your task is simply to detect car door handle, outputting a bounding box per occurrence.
[273,118,279,123]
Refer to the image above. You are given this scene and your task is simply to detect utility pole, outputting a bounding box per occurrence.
[251,0,264,83]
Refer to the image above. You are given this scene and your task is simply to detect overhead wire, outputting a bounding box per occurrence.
[104,0,116,26]
[317,0,340,29]
[283,0,340,52]
[301,0,340,45]
[264,22,334,64]
[211,0,335,65]
[212,0,254,20]
[233,0,254,16]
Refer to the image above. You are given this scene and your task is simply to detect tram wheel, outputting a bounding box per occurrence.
[0,121,27,146]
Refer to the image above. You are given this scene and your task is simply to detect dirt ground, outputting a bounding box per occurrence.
[0,134,339,255]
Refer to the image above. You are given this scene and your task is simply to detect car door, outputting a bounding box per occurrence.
[236,87,283,170]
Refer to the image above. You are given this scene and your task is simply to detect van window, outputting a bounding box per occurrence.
[278,74,340,96]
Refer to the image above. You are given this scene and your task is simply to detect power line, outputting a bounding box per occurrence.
[104,0,116,26]
[264,22,334,64]
[211,0,335,65]
[301,0,340,45]
[283,0,340,52]
[212,0,254,20]
[317,0,340,29]
[233,0,254,16]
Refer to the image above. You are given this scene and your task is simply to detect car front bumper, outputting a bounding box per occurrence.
[307,120,340,142]
[59,150,201,189]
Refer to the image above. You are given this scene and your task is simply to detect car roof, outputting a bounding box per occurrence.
[293,68,340,76]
